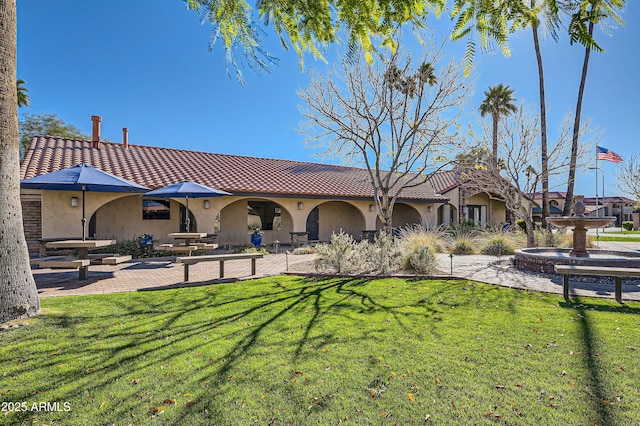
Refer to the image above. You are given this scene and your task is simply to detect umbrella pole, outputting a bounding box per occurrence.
[185,195,190,233]
[82,185,87,240]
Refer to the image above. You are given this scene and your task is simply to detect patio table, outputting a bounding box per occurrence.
[167,232,207,247]
[45,239,116,279]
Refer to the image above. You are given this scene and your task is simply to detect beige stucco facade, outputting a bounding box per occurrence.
[21,176,513,253]
[22,189,446,250]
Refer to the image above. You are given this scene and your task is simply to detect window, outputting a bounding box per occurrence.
[143,199,170,220]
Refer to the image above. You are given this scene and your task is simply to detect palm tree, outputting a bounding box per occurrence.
[479,84,517,170]
[16,79,29,107]
[0,0,40,323]
[563,0,626,215]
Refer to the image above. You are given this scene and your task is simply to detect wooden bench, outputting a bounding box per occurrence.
[554,265,640,303]
[102,255,132,265]
[176,253,264,282]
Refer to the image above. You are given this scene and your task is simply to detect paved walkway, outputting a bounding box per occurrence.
[32,241,640,302]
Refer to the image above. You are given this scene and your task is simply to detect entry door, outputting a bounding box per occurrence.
[306,206,319,241]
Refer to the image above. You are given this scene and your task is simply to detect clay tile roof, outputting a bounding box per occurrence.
[21,137,447,202]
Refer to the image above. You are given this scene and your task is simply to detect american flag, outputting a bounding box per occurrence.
[596,146,622,163]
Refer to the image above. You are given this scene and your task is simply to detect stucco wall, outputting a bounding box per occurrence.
[318,201,365,241]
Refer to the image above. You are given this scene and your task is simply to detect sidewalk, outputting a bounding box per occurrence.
[32,243,640,302]
[33,253,316,298]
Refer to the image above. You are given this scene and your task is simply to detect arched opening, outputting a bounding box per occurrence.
[375,203,422,230]
[219,199,292,245]
[309,201,365,241]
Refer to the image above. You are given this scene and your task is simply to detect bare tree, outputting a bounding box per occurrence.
[299,45,472,233]
[462,105,593,247]
[615,152,640,205]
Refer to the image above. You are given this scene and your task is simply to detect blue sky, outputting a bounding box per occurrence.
[17,0,639,199]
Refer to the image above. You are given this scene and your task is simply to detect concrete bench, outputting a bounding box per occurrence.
[156,245,199,256]
[554,265,640,303]
[176,253,264,282]
[38,259,92,280]
[102,255,132,265]
[30,256,67,266]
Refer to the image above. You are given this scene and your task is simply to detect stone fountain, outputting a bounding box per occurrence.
[514,196,640,273]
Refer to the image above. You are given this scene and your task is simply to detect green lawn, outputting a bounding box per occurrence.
[1,277,639,425]
[596,235,640,242]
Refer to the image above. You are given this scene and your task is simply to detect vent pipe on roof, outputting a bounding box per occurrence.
[122,128,128,149]
[91,115,101,148]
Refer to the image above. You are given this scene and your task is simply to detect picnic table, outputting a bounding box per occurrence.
[43,239,116,279]
[159,232,217,255]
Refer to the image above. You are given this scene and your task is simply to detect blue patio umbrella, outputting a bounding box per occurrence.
[143,181,232,232]
[21,163,149,240]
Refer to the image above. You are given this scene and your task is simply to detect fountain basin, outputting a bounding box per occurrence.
[514,248,640,273]
[546,216,617,229]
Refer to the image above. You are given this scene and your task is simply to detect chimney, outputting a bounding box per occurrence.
[91,115,102,148]
[122,128,128,149]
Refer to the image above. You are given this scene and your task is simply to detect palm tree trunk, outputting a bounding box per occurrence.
[532,20,549,227]
[0,0,40,323]
[492,112,498,170]
[564,18,594,216]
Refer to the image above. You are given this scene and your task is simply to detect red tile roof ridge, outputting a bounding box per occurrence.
[21,136,448,201]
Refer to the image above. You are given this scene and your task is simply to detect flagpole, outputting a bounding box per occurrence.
[595,148,599,219]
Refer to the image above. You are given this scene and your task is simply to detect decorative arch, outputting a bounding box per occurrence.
[307,201,365,241]
[375,202,422,230]
[218,198,293,245]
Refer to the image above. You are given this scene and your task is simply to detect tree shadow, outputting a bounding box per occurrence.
[557,297,637,424]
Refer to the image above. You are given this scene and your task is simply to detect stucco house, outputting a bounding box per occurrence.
[19,123,511,254]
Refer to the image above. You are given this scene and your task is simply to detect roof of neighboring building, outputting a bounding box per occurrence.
[427,169,463,194]
[529,191,568,199]
[532,205,564,215]
[583,196,636,204]
[21,136,448,202]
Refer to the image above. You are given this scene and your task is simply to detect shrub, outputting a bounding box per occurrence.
[91,235,158,258]
[314,231,356,273]
[515,219,527,233]
[622,221,634,231]
[292,246,316,255]
[534,229,565,248]
[446,225,479,254]
[480,234,515,255]
[234,245,269,255]
[369,231,403,274]
[314,231,403,274]
[450,237,476,254]
[399,224,448,254]
[408,245,438,274]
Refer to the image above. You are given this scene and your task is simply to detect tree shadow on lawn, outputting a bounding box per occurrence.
[558,298,640,425]
[8,279,417,414]
[2,277,546,424]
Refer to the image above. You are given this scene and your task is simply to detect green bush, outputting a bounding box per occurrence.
[515,219,527,233]
[622,221,634,231]
[91,235,159,258]
[314,231,402,274]
[480,235,515,255]
[314,231,356,273]
[408,245,438,274]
